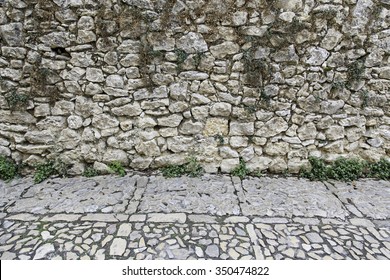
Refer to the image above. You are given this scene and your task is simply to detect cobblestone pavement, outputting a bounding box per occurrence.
[1,174,389,260]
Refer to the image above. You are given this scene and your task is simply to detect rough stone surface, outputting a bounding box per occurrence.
[139,176,240,216]
[241,178,348,218]
[0,0,389,177]
[1,175,390,261]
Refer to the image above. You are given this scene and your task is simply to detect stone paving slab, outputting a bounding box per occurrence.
[0,178,32,210]
[1,174,390,260]
[3,175,142,214]
[138,175,241,215]
[331,180,390,220]
[240,178,348,219]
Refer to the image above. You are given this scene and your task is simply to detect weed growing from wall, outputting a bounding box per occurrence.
[109,161,126,177]
[326,158,366,181]
[33,159,71,184]
[301,157,390,182]
[0,156,18,182]
[301,157,333,181]
[347,60,365,83]
[162,157,203,178]
[175,49,188,65]
[313,9,338,21]
[368,159,390,180]
[5,91,29,111]
[34,161,57,184]
[331,81,346,91]
[83,167,101,178]
[231,158,250,179]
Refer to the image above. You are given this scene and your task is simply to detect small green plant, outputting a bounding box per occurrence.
[161,164,186,178]
[252,169,265,177]
[368,158,390,180]
[83,167,100,178]
[301,157,367,182]
[34,161,57,184]
[37,222,47,233]
[0,156,18,182]
[232,158,251,179]
[109,161,126,177]
[331,81,345,91]
[347,60,365,82]
[313,94,322,103]
[161,157,204,178]
[55,160,71,178]
[260,89,271,105]
[148,49,164,59]
[326,158,366,182]
[193,53,202,67]
[300,157,330,181]
[5,91,29,110]
[244,105,257,114]
[174,49,188,64]
[184,157,204,178]
[243,52,270,88]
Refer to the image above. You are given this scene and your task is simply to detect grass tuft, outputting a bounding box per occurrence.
[231,158,251,179]
[0,156,18,182]
[161,157,203,178]
[109,161,126,177]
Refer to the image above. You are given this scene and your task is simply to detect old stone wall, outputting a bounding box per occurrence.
[0,0,389,175]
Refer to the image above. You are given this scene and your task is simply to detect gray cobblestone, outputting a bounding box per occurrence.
[0,175,389,260]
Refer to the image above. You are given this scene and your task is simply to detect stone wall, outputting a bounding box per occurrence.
[0,0,389,175]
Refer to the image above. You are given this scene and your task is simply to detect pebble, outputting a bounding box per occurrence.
[109,238,127,256]
[33,244,55,260]
[205,245,220,258]
[306,232,324,243]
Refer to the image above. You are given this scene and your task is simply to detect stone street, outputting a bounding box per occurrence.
[1,174,389,260]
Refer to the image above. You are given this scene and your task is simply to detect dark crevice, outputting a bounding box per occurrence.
[51,47,70,57]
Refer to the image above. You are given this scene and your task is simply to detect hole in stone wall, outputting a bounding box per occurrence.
[51,47,70,57]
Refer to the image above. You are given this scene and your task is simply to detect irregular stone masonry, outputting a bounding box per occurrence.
[0,174,390,259]
[0,0,390,174]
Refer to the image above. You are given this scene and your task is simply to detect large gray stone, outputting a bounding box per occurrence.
[272,45,299,63]
[0,23,24,46]
[229,122,254,136]
[333,180,390,219]
[256,117,289,137]
[321,28,343,50]
[210,41,240,59]
[25,130,55,145]
[112,103,142,117]
[139,176,240,215]
[306,47,330,66]
[241,177,347,218]
[176,32,208,54]
[158,114,183,127]
[33,244,55,260]
[110,238,127,256]
[40,32,71,48]
[86,68,104,82]
[92,114,119,130]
